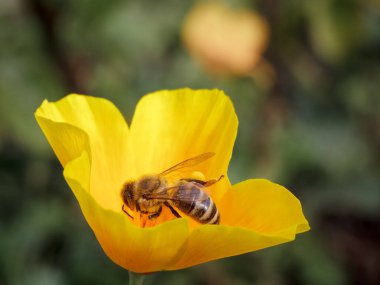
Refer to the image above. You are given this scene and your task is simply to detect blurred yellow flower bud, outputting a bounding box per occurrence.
[182,1,270,76]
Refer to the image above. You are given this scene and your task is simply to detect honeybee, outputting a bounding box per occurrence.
[121,152,223,225]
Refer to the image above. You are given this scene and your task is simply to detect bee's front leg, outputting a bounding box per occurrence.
[122,204,134,219]
[148,205,162,220]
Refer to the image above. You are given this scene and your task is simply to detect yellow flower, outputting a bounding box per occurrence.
[182,1,269,76]
[35,89,309,273]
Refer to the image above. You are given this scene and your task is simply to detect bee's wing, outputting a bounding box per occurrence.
[160,152,215,176]
[147,185,208,202]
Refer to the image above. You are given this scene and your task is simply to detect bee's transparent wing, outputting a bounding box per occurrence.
[160,152,215,176]
[147,185,208,202]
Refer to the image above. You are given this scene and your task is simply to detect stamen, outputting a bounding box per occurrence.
[125,207,179,228]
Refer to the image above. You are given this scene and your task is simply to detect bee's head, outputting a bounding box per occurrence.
[121,182,135,210]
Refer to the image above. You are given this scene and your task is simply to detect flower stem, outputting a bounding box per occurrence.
[128,271,146,285]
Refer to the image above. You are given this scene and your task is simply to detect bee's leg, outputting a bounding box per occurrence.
[180,178,205,184]
[122,204,134,220]
[164,201,181,218]
[202,174,224,186]
[181,175,225,187]
[148,205,162,220]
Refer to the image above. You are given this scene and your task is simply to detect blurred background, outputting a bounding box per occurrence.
[1,0,380,284]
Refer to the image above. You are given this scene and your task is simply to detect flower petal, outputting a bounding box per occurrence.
[64,151,191,273]
[128,88,238,201]
[35,94,129,211]
[169,224,298,270]
[169,179,309,270]
[219,179,310,234]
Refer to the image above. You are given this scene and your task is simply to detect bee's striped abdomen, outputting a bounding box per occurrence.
[173,184,220,224]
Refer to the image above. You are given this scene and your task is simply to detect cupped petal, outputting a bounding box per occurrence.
[34,115,90,167]
[35,94,130,211]
[128,88,238,201]
[219,179,310,234]
[64,151,191,273]
[169,179,309,270]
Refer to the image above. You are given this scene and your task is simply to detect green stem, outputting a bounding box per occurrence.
[128,271,146,285]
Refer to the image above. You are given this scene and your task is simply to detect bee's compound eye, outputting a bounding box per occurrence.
[122,182,135,210]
